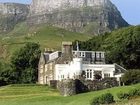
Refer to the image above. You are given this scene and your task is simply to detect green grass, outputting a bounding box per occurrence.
[0,22,92,61]
[0,84,140,105]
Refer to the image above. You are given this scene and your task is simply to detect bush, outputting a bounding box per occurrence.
[91,97,100,105]
[91,93,114,105]
[117,88,140,100]
[122,70,140,85]
[117,92,129,100]
[129,88,140,97]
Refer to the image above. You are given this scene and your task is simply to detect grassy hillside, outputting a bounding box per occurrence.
[0,22,92,61]
[0,84,140,105]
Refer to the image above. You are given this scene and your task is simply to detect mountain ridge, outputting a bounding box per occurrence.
[0,3,29,33]
[29,0,113,14]
[0,0,129,35]
[27,0,129,35]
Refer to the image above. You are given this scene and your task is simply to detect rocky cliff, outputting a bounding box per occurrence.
[0,3,29,33]
[27,0,129,35]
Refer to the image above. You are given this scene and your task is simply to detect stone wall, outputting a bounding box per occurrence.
[57,79,76,96]
[57,78,118,96]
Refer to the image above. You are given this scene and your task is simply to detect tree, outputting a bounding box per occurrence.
[73,26,140,69]
[122,70,140,85]
[11,42,41,83]
[0,61,14,86]
[103,26,140,69]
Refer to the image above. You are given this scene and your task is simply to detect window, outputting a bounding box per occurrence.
[61,75,64,79]
[104,73,110,78]
[90,70,92,78]
[79,52,85,57]
[82,52,85,57]
[79,52,82,56]
[96,52,100,58]
[87,70,89,78]
[101,53,105,58]
[92,53,95,58]
[86,69,92,79]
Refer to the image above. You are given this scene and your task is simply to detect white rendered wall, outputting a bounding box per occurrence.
[55,64,69,80]
[55,58,83,80]
[83,64,115,79]
[55,58,116,81]
[70,58,83,75]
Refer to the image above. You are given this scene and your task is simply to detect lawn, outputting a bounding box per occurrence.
[0,84,140,105]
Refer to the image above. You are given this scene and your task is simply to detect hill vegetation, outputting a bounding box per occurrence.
[0,22,91,62]
[73,25,140,69]
[0,84,140,105]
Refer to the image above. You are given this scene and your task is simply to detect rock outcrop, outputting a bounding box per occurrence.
[0,3,29,33]
[0,0,129,35]
[27,0,129,35]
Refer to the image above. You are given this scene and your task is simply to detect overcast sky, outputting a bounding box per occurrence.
[0,0,140,25]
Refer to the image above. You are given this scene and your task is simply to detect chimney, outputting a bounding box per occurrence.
[44,48,47,52]
[44,48,53,53]
[62,41,73,55]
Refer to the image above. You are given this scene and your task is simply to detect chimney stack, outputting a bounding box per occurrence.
[62,42,73,55]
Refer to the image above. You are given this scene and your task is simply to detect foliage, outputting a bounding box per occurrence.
[90,93,114,105]
[103,26,140,69]
[73,26,140,69]
[90,96,100,105]
[117,88,140,100]
[94,74,102,80]
[11,42,41,83]
[0,61,15,86]
[122,70,140,85]
[117,92,129,100]
[73,34,106,51]
[129,88,140,97]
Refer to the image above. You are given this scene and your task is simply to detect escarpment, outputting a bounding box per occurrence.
[27,0,129,35]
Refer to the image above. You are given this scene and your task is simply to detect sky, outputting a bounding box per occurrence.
[0,0,140,25]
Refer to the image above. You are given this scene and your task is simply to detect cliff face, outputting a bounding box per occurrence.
[28,0,129,35]
[29,0,112,14]
[0,0,129,35]
[0,3,29,33]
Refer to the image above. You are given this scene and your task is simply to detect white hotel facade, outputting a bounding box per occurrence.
[38,42,126,85]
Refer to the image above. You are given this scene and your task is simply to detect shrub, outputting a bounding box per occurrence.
[91,93,114,105]
[129,88,140,97]
[122,70,140,85]
[117,88,140,100]
[90,97,100,105]
[117,92,129,100]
